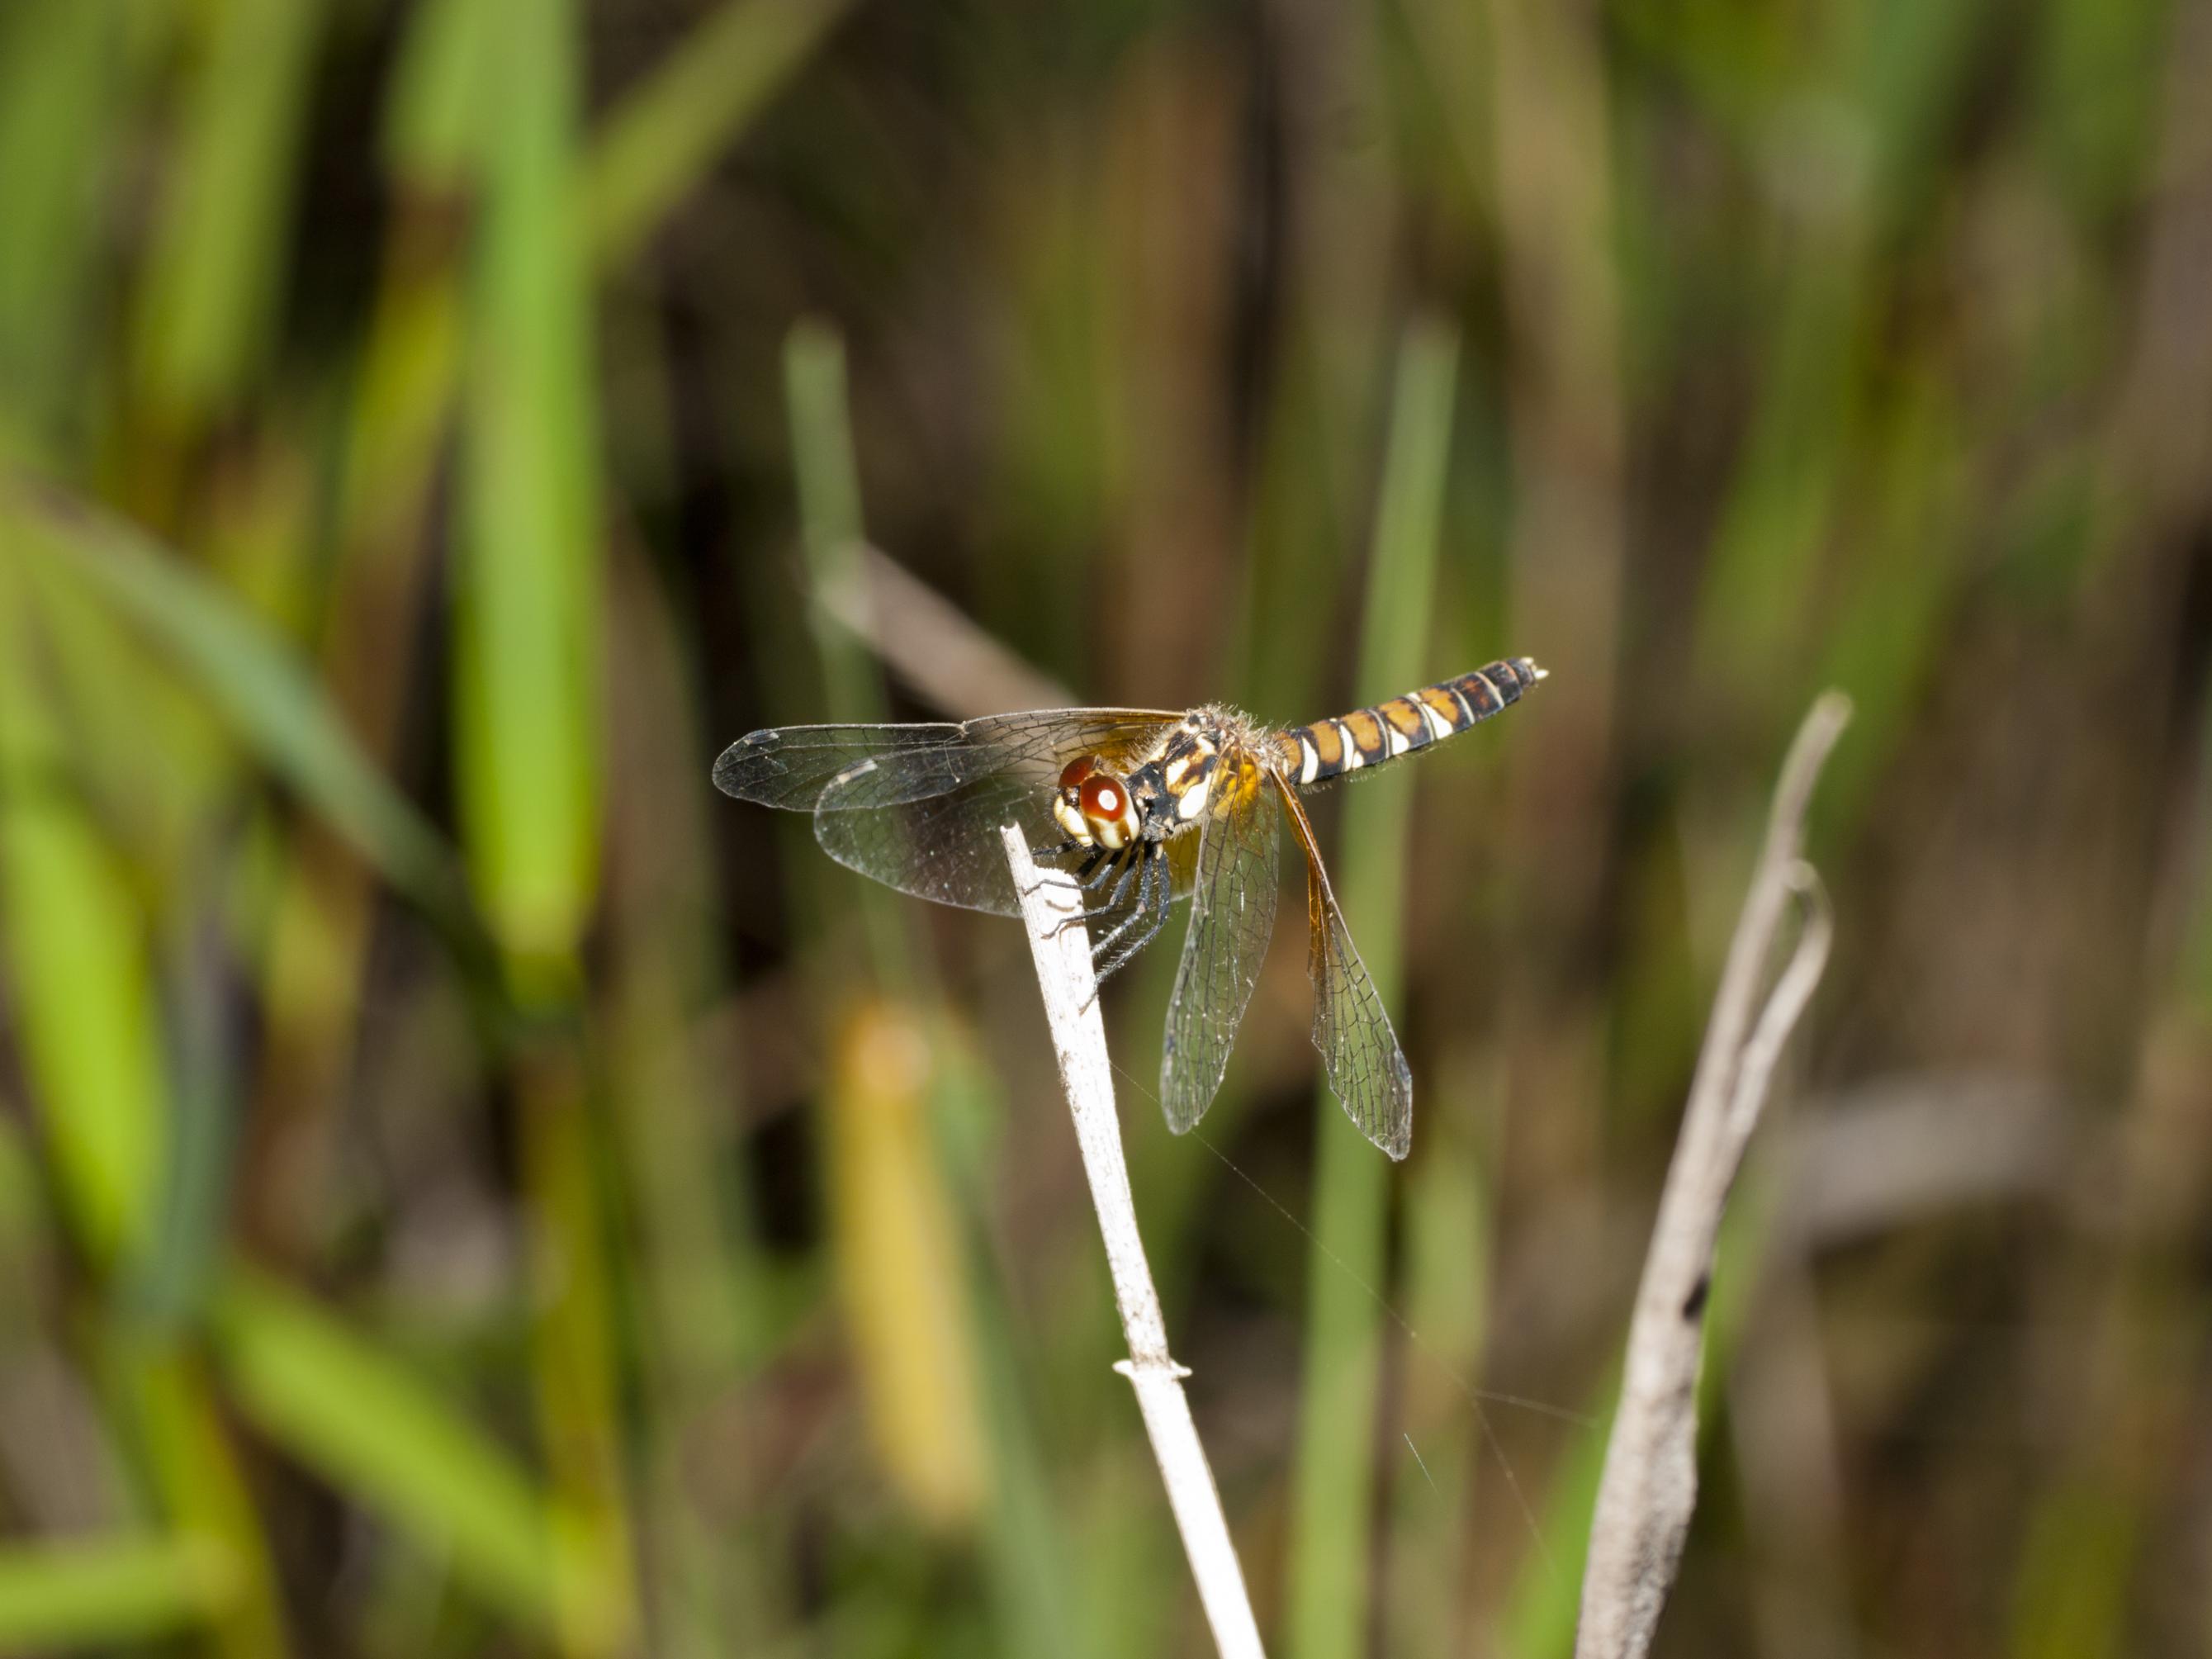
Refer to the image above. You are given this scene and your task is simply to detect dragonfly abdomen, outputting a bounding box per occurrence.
[1286,656,1544,785]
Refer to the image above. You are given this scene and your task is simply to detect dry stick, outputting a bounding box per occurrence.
[1575,691,1852,1659]
[1002,825,1267,1659]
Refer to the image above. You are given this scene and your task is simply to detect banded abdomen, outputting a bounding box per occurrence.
[1283,656,1545,786]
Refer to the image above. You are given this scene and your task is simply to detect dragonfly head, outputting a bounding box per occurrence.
[1055,756,1143,851]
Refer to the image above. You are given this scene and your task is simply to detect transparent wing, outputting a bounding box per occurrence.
[1158,756,1280,1136]
[713,708,1182,916]
[713,708,1180,810]
[1277,779,1414,1159]
[812,766,1059,914]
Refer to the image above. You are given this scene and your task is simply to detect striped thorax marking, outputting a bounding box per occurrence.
[1176,767,1214,820]
[1158,726,1223,822]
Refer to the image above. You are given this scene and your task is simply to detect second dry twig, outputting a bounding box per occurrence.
[1575,691,1850,1659]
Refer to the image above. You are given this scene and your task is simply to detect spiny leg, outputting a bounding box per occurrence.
[1047,844,1139,937]
[1082,851,1130,892]
[1085,844,1158,960]
[1089,844,1170,990]
[1019,841,1101,900]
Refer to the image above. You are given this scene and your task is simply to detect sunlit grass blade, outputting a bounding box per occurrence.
[0,540,166,1267]
[211,1268,587,1637]
[117,1349,288,1659]
[586,0,854,269]
[453,6,634,1655]
[1287,320,1459,1659]
[0,1533,240,1651]
[10,476,469,928]
[454,0,604,993]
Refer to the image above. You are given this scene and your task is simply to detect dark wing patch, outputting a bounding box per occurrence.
[1158,756,1280,1135]
[1277,779,1413,1159]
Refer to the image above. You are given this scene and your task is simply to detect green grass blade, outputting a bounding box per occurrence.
[452,8,637,1654]
[10,476,468,927]
[784,320,917,990]
[0,1534,241,1650]
[586,0,853,269]
[385,0,497,191]
[116,1350,289,1659]
[454,0,604,992]
[0,0,134,454]
[1286,320,1460,1659]
[0,537,166,1266]
[131,0,322,423]
[211,1268,580,1634]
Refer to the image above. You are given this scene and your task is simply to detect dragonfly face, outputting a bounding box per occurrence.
[713,657,1546,1158]
[1054,721,1229,851]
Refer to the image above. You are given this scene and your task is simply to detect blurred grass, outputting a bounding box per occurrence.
[130,0,320,435]
[587,0,855,269]
[0,1533,239,1652]
[1,0,2209,1654]
[1286,320,1460,1659]
[211,1271,580,1634]
[781,320,1091,1658]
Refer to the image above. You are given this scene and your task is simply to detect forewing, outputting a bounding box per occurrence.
[1277,780,1414,1159]
[713,708,1178,810]
[812,766,1056,914]
[713,709,1182,916]
[713,720,968,808]
[1158,756,1280,1135]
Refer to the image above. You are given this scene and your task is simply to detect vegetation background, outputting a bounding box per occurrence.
[2,0,2208,1653]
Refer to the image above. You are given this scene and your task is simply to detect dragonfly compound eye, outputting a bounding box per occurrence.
[1073,769,1143,848]
[1079,775,1124,819]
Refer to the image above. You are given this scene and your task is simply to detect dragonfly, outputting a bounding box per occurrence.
[713,657,1544,1159]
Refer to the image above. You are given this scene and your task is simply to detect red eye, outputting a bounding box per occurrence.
[1059,756,1097,793]
[1080,775,1126,820]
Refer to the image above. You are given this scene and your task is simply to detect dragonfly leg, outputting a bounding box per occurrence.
[1086,844,1170,995]
[1092,893,1168,987]
[1047,846,1139,937]
[1084,850,1156,960]
[1020,842,1101,902]
[1082,854,1130,892]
